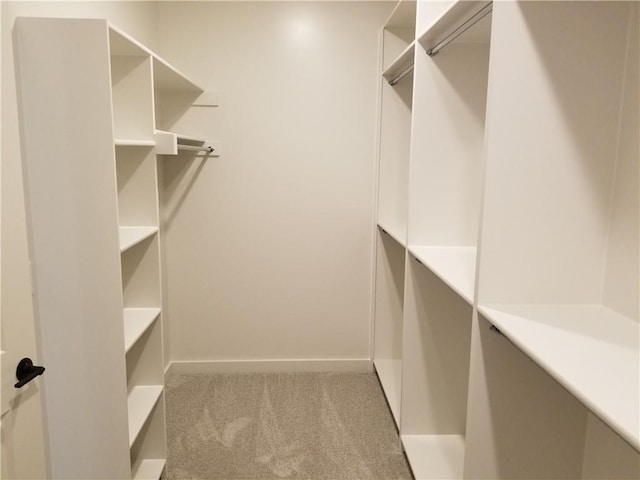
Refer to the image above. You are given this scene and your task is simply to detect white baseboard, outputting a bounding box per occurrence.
[165,359,373,377]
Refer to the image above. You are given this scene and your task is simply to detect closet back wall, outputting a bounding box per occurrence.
[157,2,392,370]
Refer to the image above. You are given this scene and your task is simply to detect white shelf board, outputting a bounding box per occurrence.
[119,226,158,252]
[378,222,407,248]
[127,385,163,447]
[479,304,640,450]
[374,358,402,428]
[123,308,161,353]
[114,139,155,147]
[417,0,492,51]
[132,459,166,480]
[385,0,416,29]
[408,246,476,304]
[402,434,465,479]
[382,41,416,83]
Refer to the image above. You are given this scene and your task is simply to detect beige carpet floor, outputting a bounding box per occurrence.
[165,372,413,480]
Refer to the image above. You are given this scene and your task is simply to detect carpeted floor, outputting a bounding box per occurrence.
[165,372,413,479]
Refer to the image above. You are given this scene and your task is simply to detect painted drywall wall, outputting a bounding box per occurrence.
[1,3,158,477]
[157,1,393,367]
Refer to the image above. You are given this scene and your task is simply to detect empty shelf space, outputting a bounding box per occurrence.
[119,226,158,252]
[124,308,161,353]
[382,41,415,83]
[402,434,465,480]
[131,459,166,480]
[479,304,639,450]
[408,246,476,304]
[128,385,163,447]
[374,358,402,427]
[115,139,155,147]
[108,24,203,93]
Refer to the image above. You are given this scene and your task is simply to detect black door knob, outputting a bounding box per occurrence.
[15,357,45,388]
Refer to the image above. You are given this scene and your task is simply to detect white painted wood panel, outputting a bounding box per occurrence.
[13,17,131,478]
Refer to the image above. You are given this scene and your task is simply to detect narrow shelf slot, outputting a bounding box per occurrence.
[374,359,402,427]
[119,226,158,252]
[115,139,155,147]
[131,459,166,480]
[402,434,465,480]
[127,385,163,448]
[479,304,639,450]
[408,246,476,305]
[124,308,161,353]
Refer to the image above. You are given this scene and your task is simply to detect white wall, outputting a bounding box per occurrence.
[157,1,393,367]
[1,3,158,477]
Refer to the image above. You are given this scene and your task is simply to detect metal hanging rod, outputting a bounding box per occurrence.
[426,2,493,57]
[177,144,214,153]
[388,63,415,86]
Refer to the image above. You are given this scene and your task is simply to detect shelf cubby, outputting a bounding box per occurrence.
[373,227,406,427]
[464,314,591,479]
[130,396,167,480]
[479,304,638,450]
[377,73,412,245]
[124,308,162,353]
[401,256,472,479]
[382,0,416,72]
[121,235,161,309]
[475,0,639,460]
[116,146,159,227]
[126,317,164,391]
[127,385,164,448]
[406,4,490,300]
[110,55,154,142]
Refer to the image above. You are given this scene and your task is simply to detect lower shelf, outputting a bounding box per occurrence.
[131,458,166,480]
[402,434,465,480]
[479,304,639,450]
[128,385,163,447]
[374,358,402,427]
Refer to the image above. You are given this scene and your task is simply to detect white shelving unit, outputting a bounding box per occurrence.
[373,1,639,478]
[14,16,212,479]
[373,2,416,429]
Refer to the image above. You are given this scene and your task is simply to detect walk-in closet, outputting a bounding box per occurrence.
[2,1,638,479]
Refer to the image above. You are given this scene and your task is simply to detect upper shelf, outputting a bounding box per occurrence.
[479,304,639,451]
[417,0,492,52]
[108,24,203,94]
[382,41,415,84]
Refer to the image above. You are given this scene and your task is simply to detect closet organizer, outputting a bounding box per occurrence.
[373,1,639,479]
[13,17,215,479]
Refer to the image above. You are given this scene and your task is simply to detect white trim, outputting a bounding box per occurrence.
[165,359,373,376]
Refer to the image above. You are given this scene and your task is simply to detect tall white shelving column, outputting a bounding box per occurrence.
[373,0,416,429]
